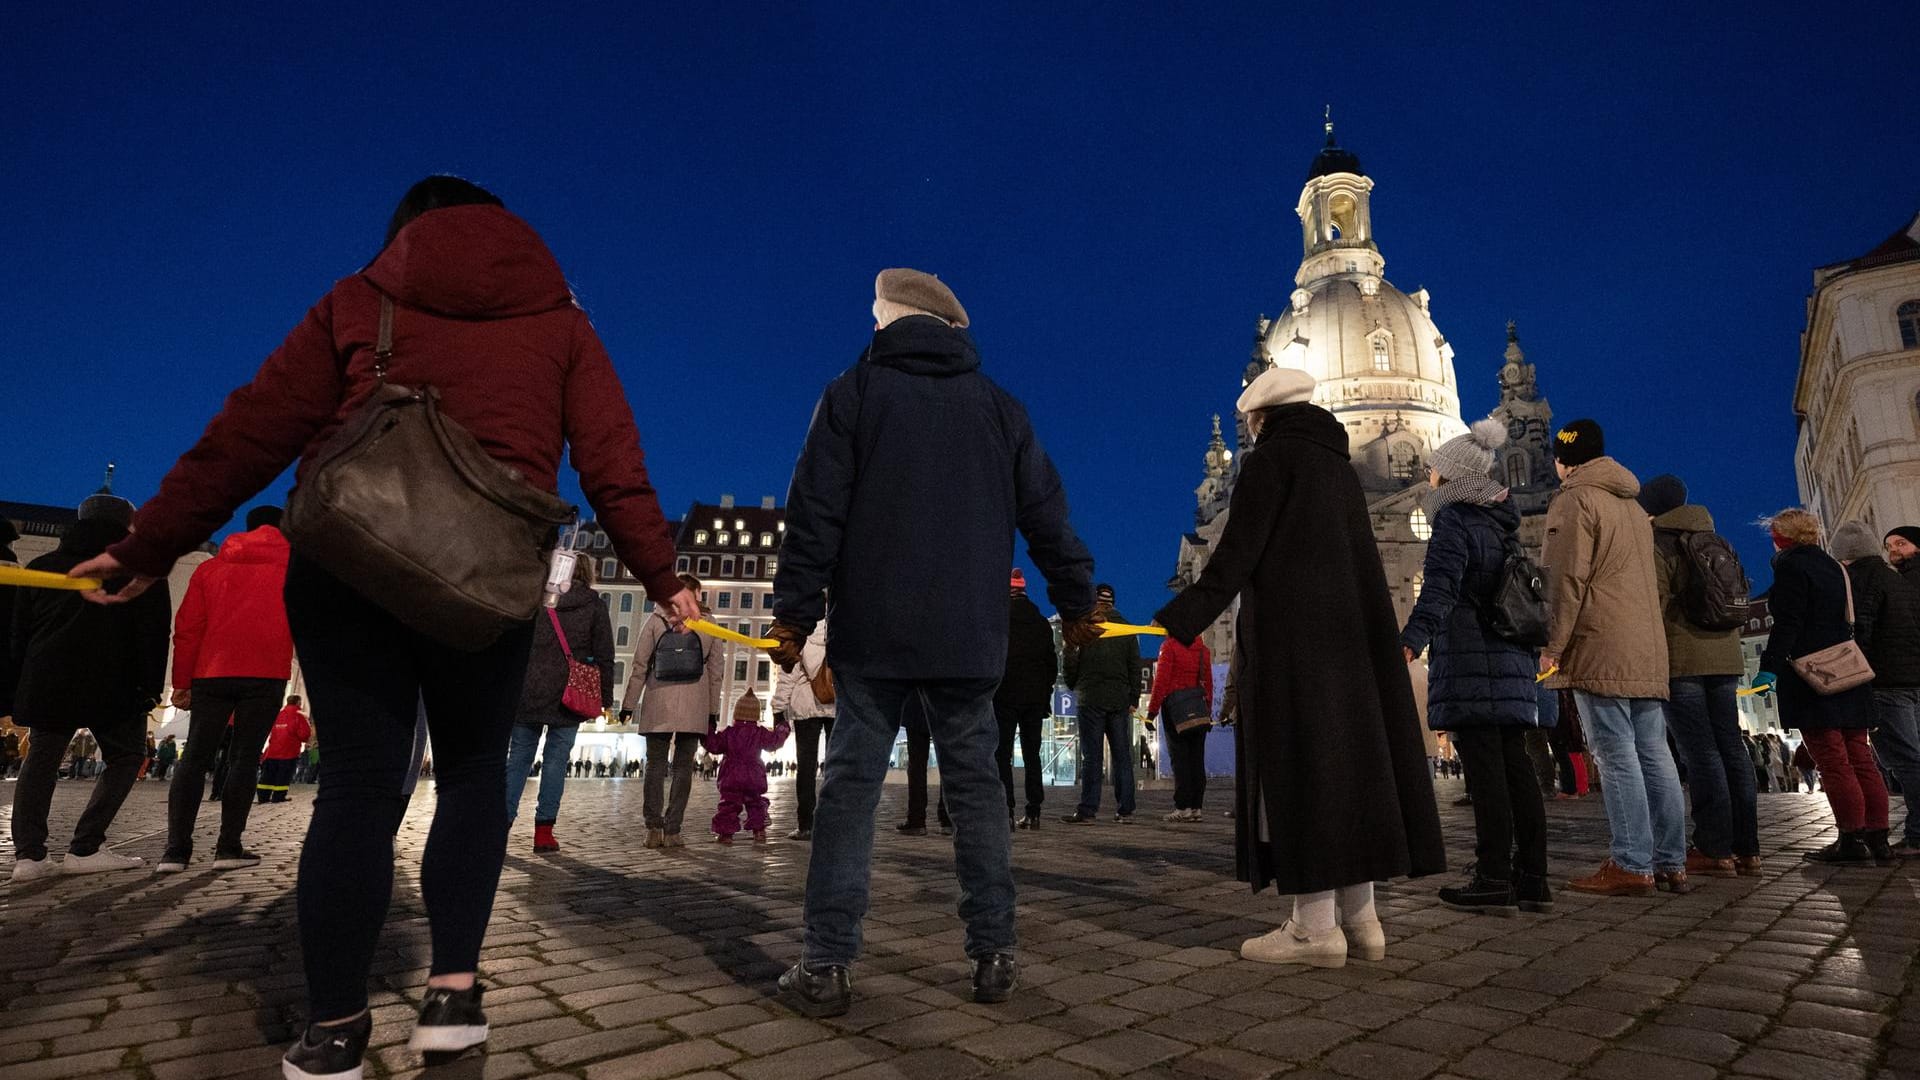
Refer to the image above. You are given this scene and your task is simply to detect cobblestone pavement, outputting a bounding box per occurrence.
[3,774,1916,1080]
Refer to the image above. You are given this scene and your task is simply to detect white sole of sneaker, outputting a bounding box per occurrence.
[211,858,261,871]
[282,1058,361,1079]
[407,1024,488,1053]
[154,863,188,874]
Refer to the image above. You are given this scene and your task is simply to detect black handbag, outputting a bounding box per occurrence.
[1161,687,1212,735]
[285,295,576,651]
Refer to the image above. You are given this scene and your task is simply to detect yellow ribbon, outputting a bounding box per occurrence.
[1736,686,1771,698]
[1535,665,1559,684]
[1100,621,1168,639]
[686,618,778,650]
[0,566,104,592]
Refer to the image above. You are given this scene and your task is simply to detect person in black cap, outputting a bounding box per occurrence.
[1640,474,1759,877]
[1062,584,1141,825]
[1887,527,1920,572]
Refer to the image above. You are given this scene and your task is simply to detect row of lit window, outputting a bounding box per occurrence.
[692,526,782,548]
[677,554,777,580]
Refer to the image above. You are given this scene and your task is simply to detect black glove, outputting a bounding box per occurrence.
[708,713,719,731]
[617,709,633,724]
[774,711,788,726]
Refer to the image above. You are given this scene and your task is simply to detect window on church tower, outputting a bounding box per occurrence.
[1409,509,1432,541]
[1389,442,1419,481]
[1899,299,1920,349]
[1372,339,1390,372]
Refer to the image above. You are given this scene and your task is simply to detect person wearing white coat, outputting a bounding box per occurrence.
[774,623,834,840]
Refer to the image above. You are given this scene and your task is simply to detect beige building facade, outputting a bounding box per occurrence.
[1793,211,1920,537]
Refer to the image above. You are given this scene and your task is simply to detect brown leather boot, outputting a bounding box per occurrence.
[1685,849,1738,878]
[1734,855,1764,876]
[1654,869,1694,894]
[1567,859,1655,897]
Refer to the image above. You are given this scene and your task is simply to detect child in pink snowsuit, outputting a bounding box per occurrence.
[705,706,791,843]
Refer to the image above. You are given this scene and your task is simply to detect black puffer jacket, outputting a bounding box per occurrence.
[515,585,615,725]
[1849,556,1920,688]
[1760,544,1875,729]
[4,519,172,729]
[997,592,1058,710]
[1400,500,1539,729]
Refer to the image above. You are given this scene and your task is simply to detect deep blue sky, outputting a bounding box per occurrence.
[6,4,1916,628]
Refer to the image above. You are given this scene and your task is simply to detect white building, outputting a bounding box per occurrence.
[1173,122,1558,657]
[1793,211,1920,536]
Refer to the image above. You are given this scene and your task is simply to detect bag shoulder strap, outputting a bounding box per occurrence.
[546,607,575,661]
[375,295,395,382]
[1839,561,1856,628]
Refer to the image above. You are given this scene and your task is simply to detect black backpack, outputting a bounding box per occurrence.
[650,617,706,684]
[1481,533,1551,649]
[1658,529,1750,632]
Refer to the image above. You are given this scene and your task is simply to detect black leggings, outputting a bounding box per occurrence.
[1452,725,1548,881]
[166,676,284,856]
[1168,725,1210,810]
[285,557,533,1021]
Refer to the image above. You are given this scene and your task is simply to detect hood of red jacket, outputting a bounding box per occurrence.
[363,205,575,319]
[216,525,290,565]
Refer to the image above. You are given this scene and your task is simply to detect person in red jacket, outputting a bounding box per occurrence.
[1147,635,1214,822]
[259,696,312,804]
[158,505,294,874]
[69,176,698,1080]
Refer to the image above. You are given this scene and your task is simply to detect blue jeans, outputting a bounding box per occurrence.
[1664,677,1758,859]
[1075,704,1136,817]
[1573,693,1687,875]
[804,673,1009,967]
[505,721,579,825]
[1870,688,1920,845]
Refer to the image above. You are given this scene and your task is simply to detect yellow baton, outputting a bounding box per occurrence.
[685,618,778,650]
[0,566,104,592]
[1535,665,1559,684]
[1100,621,1168,639]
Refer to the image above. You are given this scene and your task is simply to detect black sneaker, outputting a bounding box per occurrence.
[212,847,262,870]
[283,1012,371,1079]
[1438,873,1519,916]
[1114,813,1134,825]
[896,823,928,836]
[1515,871,1555,914]
[1018,814,1040,830]
[1803,832,1872,864]
[971,953,1019,1004]
[407,985,488,1054]
[778,960,852,1018]
[1060,812,1097,825]
[787,829,812,841]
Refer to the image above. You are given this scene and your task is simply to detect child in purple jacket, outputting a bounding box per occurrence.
[707,690,791,843]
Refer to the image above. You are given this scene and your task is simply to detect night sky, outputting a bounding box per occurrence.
[7,4,1917,636]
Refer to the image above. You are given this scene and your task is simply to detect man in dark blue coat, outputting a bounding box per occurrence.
[769,268,1098,1016]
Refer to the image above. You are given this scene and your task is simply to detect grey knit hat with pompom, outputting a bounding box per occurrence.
[1429,418,1508,482]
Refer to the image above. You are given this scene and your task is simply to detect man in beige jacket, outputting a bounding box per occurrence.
[1540,420,1686,897]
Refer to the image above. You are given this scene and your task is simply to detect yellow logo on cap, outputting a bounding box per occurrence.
[1556,430,1578,444]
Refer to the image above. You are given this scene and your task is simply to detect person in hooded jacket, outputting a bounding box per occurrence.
[504,556,612,853]
[1400,420,1551,916]
[999,570,1059,830]
[1831,521,1920,857]
[1756,511,1890,864]
[66,177,697,1080]
[767,269,1099,1018]
[158,505,294,873]
[1146,628,1212,823]
[1158,367,1445,969]
[1640,475,1760,878]
[258,696,312,804]
[5,516,171,883]
[1541,420,1688,897]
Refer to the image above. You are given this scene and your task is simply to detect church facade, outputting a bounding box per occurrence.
[1172,125,1558,659]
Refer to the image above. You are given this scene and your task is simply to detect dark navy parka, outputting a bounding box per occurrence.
[1399,499,1541,729]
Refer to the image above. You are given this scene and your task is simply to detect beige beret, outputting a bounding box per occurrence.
[1236,365,1317,413]
[875,268,969,329]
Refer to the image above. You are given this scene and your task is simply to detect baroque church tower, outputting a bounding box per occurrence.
[1172,120,1556,653]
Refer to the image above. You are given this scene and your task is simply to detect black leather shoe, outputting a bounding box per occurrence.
[778,961,851,1018]
[1018,814,1040,830]
[1515,871,1555,914]
[896,823,928,836]
[1437,873,1518,916]
[1804,832,1872,864]
[1862,829,1896,866]
[787,829,812,841]
[1060,812,1096,825]
[971,953,1019,1004]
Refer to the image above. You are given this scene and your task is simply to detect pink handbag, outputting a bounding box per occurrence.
[547,608,603,718]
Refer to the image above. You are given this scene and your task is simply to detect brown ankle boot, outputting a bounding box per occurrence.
[1734,855,1764,876]
[1567,859,1655,897]
[1685,849,1737,878]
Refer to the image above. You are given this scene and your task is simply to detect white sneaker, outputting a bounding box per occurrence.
[1186,809,1206,822]
[1164,810,1189,823]
[64,849,145,875]
[154,858,188,874]
[1344,917,1387,962]
[1241,921,1348,968]
[10,857,53,884]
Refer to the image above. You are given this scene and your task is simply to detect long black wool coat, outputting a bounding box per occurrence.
[1157,402,1446,895]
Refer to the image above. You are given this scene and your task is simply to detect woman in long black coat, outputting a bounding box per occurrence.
[1158,369,1444,969]
[1757,509,1888,863]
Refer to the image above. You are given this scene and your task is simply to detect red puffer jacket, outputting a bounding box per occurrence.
[1147,635,1213,719]
[261,705,311,761]
[171,526,294,687]
[111,205,681,603]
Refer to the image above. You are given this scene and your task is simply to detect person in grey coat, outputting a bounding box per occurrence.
[621,572,726,847]
[504,556,613,853]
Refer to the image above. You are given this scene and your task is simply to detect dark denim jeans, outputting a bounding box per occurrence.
[804,673,1008,968]
[1075,704,1136,817]
[1664,676,1759,859]
[1869,688,1920,844]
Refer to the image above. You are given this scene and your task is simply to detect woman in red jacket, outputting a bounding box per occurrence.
[72,177,698,1080]
[1148,635,1214,822]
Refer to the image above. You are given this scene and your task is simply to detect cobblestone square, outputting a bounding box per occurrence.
[4,777,1915,1079]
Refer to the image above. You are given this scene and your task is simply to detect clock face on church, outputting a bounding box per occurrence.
[1508,419,1528,441]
